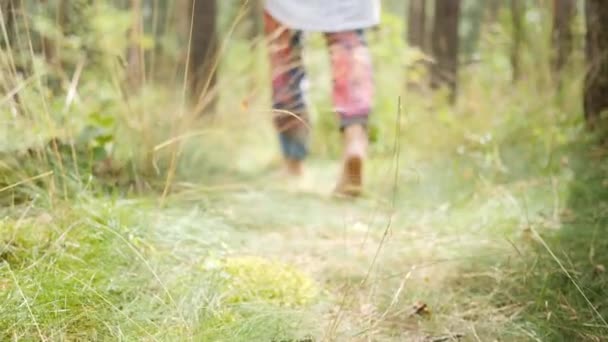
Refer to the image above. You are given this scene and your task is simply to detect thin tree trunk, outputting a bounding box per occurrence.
[55,0,69,68]
[189,0,218,114]
[58,0,68,28]
[510,0,524,82]
[407,0,427,51]
[246,0,263,41]
[175,0,190,42]
[487,0,501,23]
[584,0,608,127]
[1,0,19,71]
[40,0,57,65]
[462,1,484,59]
[430,0,461,103]
[127,0,144,90]
[405,0,428,90]
[551,0,575,80]
[42,0,69,80]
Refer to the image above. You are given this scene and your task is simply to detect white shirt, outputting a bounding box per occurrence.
[264,0,381,32]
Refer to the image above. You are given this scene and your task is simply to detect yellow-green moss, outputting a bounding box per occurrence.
[220,256,319,307]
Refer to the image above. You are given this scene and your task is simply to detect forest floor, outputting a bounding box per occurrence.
[3,106,608,341]
[2,34,608,341]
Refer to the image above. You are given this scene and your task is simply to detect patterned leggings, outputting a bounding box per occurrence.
[264,11,374,160]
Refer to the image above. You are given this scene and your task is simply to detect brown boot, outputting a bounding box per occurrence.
[334,124,368,197]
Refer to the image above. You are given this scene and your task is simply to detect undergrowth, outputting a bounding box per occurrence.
[1,2,607,342]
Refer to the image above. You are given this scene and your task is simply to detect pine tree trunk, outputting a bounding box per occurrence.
[510,0,524,82]
[487,0,501,23]
[584,0,608,127]
[189,0,218,113]
[407,0,427,51]
[462,1,484,59]
[40,0,57,65]
[55,0,69,68]
[127,0,144,89]
[246,0,263,41]
[430,0,461,103]
[405,0,428,90]
[0,0,18,67]
[552,0,575,79]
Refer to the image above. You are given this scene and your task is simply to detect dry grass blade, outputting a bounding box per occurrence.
[0,171,54,193]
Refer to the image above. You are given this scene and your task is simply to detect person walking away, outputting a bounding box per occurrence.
[263,0,380,196]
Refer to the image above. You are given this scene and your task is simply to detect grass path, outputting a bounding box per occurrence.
[136,154,568,341]
[3,123,608,341]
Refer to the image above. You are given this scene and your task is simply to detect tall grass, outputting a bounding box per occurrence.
[1,2,607,341]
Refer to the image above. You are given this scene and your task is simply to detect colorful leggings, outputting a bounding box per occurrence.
[264,12,374,160]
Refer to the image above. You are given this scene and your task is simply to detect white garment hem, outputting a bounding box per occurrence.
[264,5,379,33]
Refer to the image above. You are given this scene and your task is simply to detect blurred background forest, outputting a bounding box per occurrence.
[2,0,608,341]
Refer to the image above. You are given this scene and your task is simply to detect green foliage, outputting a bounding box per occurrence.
[0,1,135,190]
[78,111,117,162]
[0,1,604,341]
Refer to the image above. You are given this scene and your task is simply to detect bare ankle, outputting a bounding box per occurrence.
[285,159,304,176]
[335,125,368,196]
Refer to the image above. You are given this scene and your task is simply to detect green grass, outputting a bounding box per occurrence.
[2,5,608,342]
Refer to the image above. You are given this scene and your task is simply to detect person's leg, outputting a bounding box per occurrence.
[325,30,374,196]
[264,11,310,175]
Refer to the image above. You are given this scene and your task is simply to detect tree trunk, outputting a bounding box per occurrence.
[39,0,57,64]
[510,0,524,82]
[189,0,218,113]
[584,0,608,127]
[246,0,263,41]
[487,0,501,23]
[127,0,144,90]
[462,1,484,59]
[55,0,69,67]
[430,0,461,103]
[407,0,427,51]
[0,0,19,69]
[405,0,428,90]
[551,0,575,79]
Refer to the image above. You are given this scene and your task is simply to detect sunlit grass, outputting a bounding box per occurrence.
[1,3,606,342]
